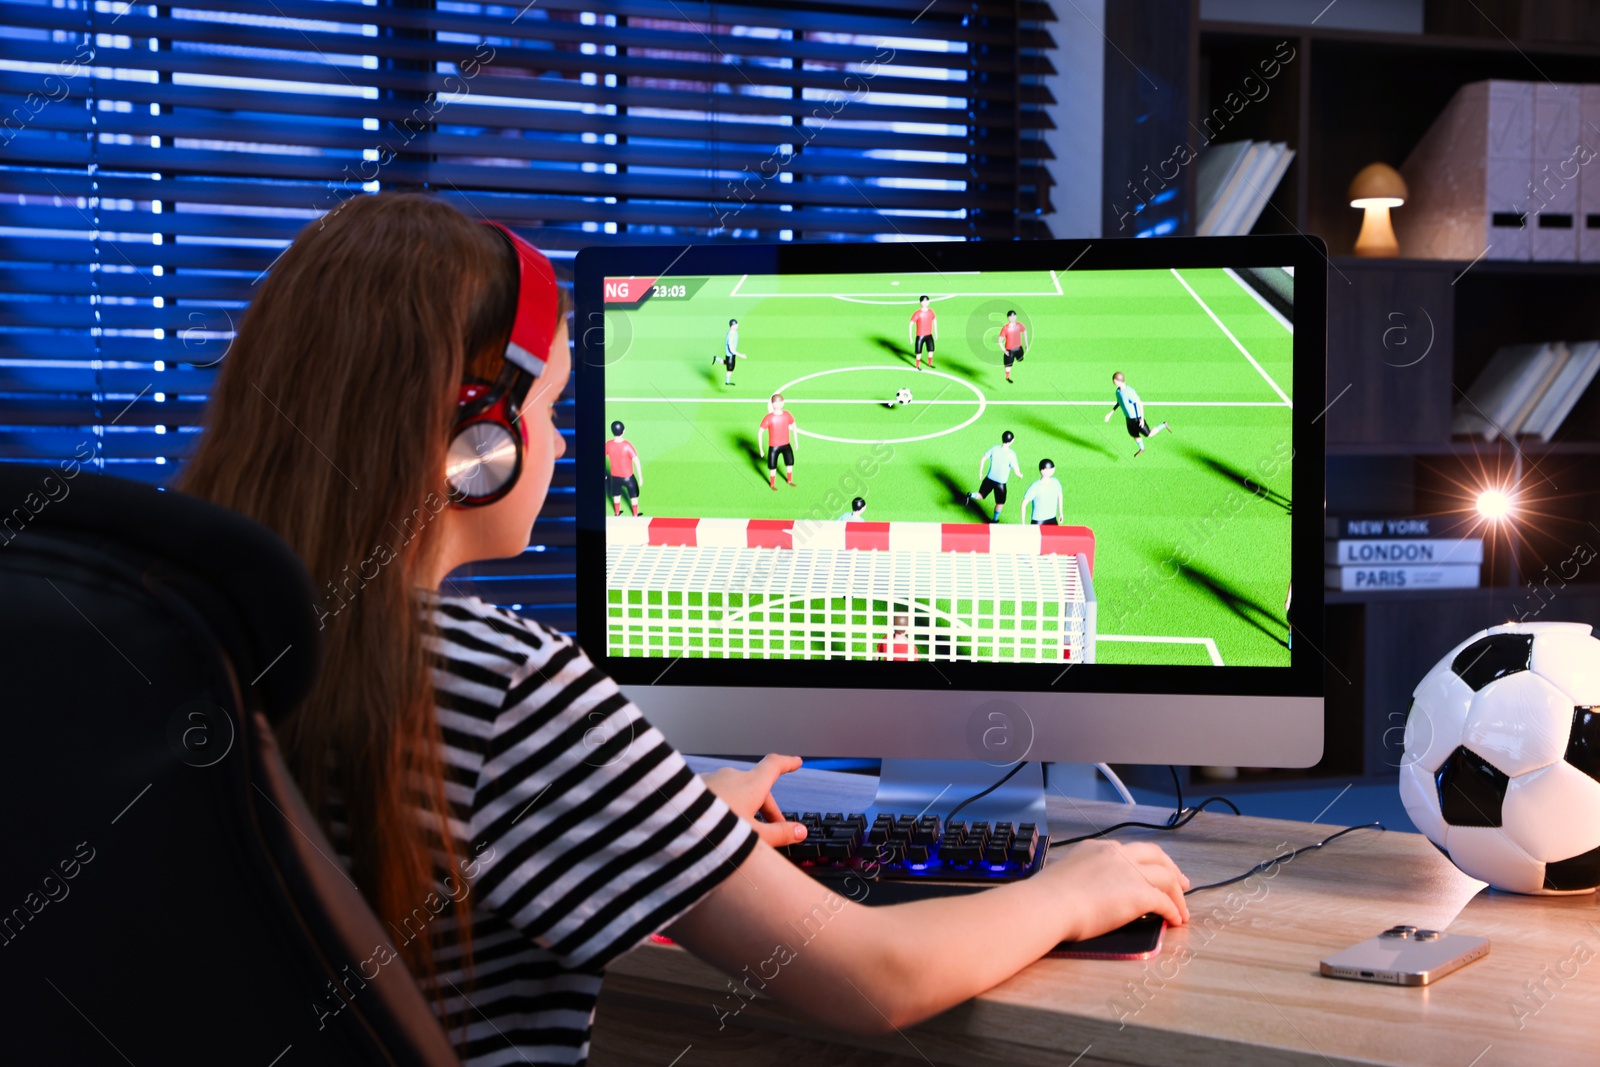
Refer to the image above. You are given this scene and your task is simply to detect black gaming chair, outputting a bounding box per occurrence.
[0,465,460,1066]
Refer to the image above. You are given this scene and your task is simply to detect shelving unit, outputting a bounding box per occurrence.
[1103,2,1600,792]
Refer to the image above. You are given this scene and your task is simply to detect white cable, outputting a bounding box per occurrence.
[1095,763,1136,806]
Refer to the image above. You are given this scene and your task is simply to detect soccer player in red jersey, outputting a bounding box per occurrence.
[908,294,937,371]
[876,615,919,660]
[758,392,798,490]
[998,309,1028,384]
[603,419,643,516]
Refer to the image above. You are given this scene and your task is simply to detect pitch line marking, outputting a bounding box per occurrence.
[1170,268,1293,408]
[729,271,1063,302]
[821,290,1062,304]
[608,397,1288,407]
[771,366,987,445]
[1223,267,1293,334]
[1098,633,1223,666]
[1049,268,1063,294]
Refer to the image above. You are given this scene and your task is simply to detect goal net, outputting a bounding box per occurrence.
[606,518,1096,663]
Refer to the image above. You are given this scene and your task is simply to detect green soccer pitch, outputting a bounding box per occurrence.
[601,266,1295,668]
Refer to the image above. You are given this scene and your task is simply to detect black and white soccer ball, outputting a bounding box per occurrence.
[1400,621,1600,894]
[895,388,913,406]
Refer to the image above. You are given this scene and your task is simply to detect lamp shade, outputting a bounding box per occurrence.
[1349,162,1407,207]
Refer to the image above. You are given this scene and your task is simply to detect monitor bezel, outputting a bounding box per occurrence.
[573,235,1325,703]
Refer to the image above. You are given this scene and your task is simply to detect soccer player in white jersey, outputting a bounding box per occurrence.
[1021,458,1064,525]
[837,496,866,521]
[714,317,748,386]
[1103,370,1170,456]
[966,429,1023,523]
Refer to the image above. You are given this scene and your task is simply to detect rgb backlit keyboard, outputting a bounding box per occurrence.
[776,811,1047,882]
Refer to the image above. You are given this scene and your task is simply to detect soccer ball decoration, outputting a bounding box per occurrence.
[895,388,913,406]
[1400,621,1600,895]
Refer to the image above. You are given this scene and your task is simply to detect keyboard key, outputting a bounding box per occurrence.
[904,843,930,865]
[944,844,980,865]
[821,840,854,861]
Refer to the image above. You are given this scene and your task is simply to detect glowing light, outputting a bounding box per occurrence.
[1476,488,1514,521]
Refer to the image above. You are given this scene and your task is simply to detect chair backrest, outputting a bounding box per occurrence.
[0,466,460,1066]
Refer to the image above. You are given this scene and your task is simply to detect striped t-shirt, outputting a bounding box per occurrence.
[326,592,757,1066]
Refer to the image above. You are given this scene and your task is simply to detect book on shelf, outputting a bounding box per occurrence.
[1325,539,1484,566]
[1521,340,1600,441]
[1226,143,1294,237]
[1194,141,1256,237]
[1194,140,1294,238]
[1324,515,1473,539]
[1325,565,1482,592]
[1451,342,1544,439]
[1453,339,1600,441]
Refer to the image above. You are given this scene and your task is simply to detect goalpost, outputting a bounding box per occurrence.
[606,517,1096,663]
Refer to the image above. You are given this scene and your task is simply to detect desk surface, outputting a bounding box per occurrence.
[592,761,1600,1067]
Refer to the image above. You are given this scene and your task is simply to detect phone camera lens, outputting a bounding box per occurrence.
[1414,930,1440,940]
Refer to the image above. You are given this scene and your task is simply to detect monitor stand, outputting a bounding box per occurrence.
[869,758,1047,826]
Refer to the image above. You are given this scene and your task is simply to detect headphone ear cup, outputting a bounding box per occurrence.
[448,376,523,506]
[447,420,521,504]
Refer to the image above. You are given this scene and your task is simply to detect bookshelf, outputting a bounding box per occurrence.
[1103,2,1600,791]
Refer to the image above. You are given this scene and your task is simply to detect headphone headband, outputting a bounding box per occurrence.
[446,222,557,508]
[481,221,559,377]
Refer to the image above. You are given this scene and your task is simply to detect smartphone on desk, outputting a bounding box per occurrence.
[1047,914,1165,960]
[1320,926,1489,986]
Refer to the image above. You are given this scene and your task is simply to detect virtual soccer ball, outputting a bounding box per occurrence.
[896,388,913,406]
[1400,621,1600,894]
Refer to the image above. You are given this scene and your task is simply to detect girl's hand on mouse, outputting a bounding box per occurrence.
[1045,838,1190,940]
[699,754,809,848]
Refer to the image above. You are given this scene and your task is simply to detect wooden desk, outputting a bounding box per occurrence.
[592,761,1600,1066]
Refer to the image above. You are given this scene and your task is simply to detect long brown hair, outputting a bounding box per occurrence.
[181,194,520,1028]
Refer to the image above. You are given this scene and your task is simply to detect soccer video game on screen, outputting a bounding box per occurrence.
[600,265,1294,670]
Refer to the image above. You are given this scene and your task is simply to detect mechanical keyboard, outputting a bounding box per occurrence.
[776,810,1047,883]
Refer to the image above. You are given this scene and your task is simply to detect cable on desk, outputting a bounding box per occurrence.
[1183,822,1387,895]
[1048,795,1242,848]
[1094,763,1136,805]
[945,761,1028,823]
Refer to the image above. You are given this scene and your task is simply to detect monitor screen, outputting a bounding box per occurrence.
[594,263,1294,670]
[574,237,1325,767]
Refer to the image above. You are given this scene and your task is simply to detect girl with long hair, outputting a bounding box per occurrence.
[181,193,1190,1065]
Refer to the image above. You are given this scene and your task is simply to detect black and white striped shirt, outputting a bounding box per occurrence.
[329,593,756,1066]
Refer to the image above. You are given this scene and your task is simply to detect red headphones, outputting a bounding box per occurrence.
[446,221,561,507]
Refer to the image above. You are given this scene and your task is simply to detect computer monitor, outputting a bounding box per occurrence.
[574,235,1325,821]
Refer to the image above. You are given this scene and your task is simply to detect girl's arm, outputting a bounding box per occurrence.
[667,757,1189,1035]
[666,831,1188,1035]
